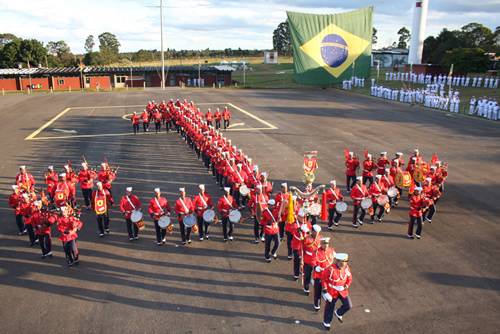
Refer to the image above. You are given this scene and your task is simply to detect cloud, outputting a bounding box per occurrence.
[0,0,498,53]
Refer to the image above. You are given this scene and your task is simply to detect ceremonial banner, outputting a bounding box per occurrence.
[287,7,373,85]
[303,151,318,184]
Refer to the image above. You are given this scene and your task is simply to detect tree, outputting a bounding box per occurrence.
[85,35,95,53]
[460,23,494,50]
[397,27,410,49]
[0,33,19,49]
[83,51,104,66]
[98,32,120,64]
[17,39,47,67]
[422,28,461,64]
[372,27,378,46]
[441,48,489,73]
[272,21,291,55]
[0,40,21,67]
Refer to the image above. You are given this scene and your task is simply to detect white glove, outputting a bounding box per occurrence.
[322,292,333,302]
[315,266,322,273]
[333,285,345,292]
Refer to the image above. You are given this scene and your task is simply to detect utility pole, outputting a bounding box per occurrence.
[160,0,165,90]
[198,53,201,87]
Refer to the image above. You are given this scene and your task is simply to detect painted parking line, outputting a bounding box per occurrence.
[24,107,71,140]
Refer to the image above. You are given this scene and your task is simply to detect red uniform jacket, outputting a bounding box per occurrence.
[369,182,386,203]
[119,195,142,219]
[205,111,213,121]
[423,185,441,205]
[322,264,353,298]
[175,197,194,221]
[8,193,22,215]
[57,216,83,242]
[193,192,213,217]
[345,159,359,176]
[222,109,231,120]
[91,189,113,214]
[53,181,70,207]
[32,210,57,236]
[97,170,116,190]
[148,196,171,218]
[248,192,268,215]
[381,175,395,189]
[303,235,320,266]
[214,111,222,120]
[260,207,279,235]
[376,157,389,175]
[409,194,426,217]
[350,184,368,206]
[325,187,343,209]
[313,247,336,279]
[362,159,375,177]
[78,169,96,190]
[141,111,150,123]
[274,192,289,222]
[16,173,36,192]
[131,114,140,125]
[291,224,306,251]
[45,171,58,195]
[217,195,236,218]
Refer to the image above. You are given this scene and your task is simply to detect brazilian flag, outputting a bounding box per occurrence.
[287,7,373,86]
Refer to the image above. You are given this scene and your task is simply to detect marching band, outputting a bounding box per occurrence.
[8,98,448,330]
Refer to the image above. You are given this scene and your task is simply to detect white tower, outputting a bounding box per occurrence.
[408,0,429,65]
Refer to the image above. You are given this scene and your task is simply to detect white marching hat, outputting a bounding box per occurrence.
[81,162,87,168]
[261,172,268,178]
[199,184,205,190]
[298,208,306,217]
[356,176,363,181]
[11,185,18,190]
[313,224,321,233]
[179,187,185,192]
[414,187,423,192]
[380,151,387,155]
[224,187,230,192]
[330,180,336,185]
[48,165,54,170]
[320,237,331,244]
[396,152,403,156]
[253,165,259,171]
[59,173,66,177]
[281,183,287,187]
[300,224,309,233]
[126,187,133,192]
[19,165,26,169]
[335,253,349,262]
[154,188,161,193]
[268,199,276,206]
[96,181,102,186]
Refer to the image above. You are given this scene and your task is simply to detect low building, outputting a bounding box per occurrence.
[372,48,409,68]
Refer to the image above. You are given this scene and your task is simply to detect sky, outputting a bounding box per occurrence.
[0,0,499,53]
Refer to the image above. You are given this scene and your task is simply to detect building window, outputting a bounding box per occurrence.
[116,76,126,83]
[85,77,91,84]
[58,79,65,85]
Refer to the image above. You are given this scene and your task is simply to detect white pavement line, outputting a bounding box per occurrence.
[226,102,278,129]
[69,102,224,110]
[228,122,245,128]
[25,107,71,140]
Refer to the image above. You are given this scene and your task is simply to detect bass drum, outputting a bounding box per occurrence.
[183,214,197,227]
[361,198,373,210]
[387,187,398,198]
[239,185,250,197]
[335,201,348,213]
[308,203,322,216]
[377,195,389,206]
[229,209,242,223]
[131,210,143,223]
[203,209,215,223]
[158,215,171,229]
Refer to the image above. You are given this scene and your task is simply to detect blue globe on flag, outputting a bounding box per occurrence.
[320,34,348,68]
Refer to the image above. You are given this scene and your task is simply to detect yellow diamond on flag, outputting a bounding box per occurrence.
[300,23,370,78]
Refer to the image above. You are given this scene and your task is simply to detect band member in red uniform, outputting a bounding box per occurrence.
[78,162,95,209]
[149,188,171,246]
[391,152,405,203]
[119,187,142,241]
[205,108,214,127]
[153,108,162,133]
[345,152,359,192]
[53,173,70,207]
[91,182,113,237]
[63,164,78,207]
[362,153,375,186]
[407,187,428,239]
[44,166,58,201]
[16,165,35,193]
[274,183,289,242]
[175,187,194,245]
[248,185,268,243]
[97,162,116,200]
[8,185,27,235]
[350,177,368,228]
[322,253,353,330]
[193,184,214,240]
[313,237,335,311]
[131,111,140,134]
[20,193,38,246]
[376,152,389,175]
[260,199,280,262]
[423,178,440,223]
[303,224,321,295]
[292,213,308,279]
[217,187,237,241]
[369,175,386,223]
[230,163,247,208]
[325,180,344,229]
[57,206,83,266]
[141,109,150,132]
[31,201,57,258]
[214,108,222,130]
[222,106,231,130]
[381,168,396,207]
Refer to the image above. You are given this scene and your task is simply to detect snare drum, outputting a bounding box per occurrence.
[308,203,322,216]
[203,209,215,223]
[387,187,398,198]
[361,198,372,210]
[130,210,143,223]
[335,201,348,213]
[377,195,389,206]
[135,219,145,230]
[183,214,197,227]
[239,185,250,197]
[229,209,242,223]
[158,215,171,229]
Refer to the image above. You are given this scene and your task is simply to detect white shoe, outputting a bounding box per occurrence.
[352,223,359,228]
[260,236,265,242]
[272,253,277,259]
[228,236,234,241]
[334,310,343,323]
[313,304,320,310]
[99,233,104,237]
[323,322,331,329]
[162,237,167,243]
[129,237,134,241]
[415,234,421,239]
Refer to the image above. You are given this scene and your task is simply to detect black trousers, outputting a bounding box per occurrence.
[293,250,301,277]
[143,122,149,132]
[197,216,210,238]
[327,208,342,227]
[207,120,213,127]
[165,120,172,132]
[408,216,423,236]
[155,121,161,133]
[224,119,230,129]
[81,188,92,207]
[96,213,110,234]
[346,175,356,190]
[264,233,280,259]
[278,221,285,240]
[215,120,221,129]
[371,203,384,220]
[253,216,263,240]
[303,263,313,291]
[233,189,241,206]
[39,234,51,256]
[26,224,38,245]
[179,220,192,242]
[63,239,79,264]
[126,218,138,238]
[425,204,436,220]
[285,231,293,256]
[352,205,366,223]
[153,219,166,243]
[363,176,374,187]
[133,124,139,134]
[15,214,25,233]
[222,217,233,240]
[314,278,322,308]
[324,295,352,325]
